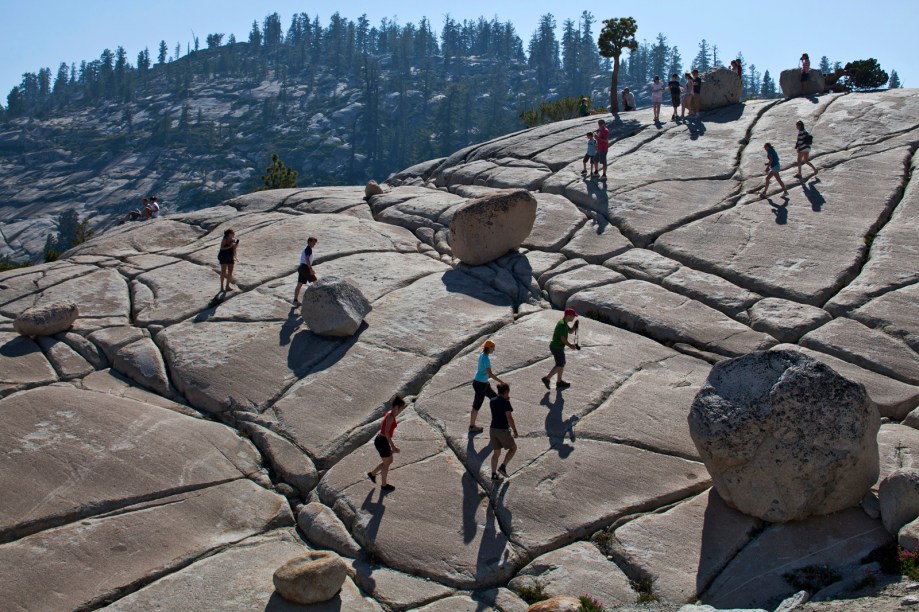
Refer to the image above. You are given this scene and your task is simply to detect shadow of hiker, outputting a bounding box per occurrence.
[582,176,612,222]
[279,309,302,347]
[192,292,226,322]
[461,470,484,545]
[768,198,789,225]
[540,391,577,459]
[802,181,825,212]
[475,486,513,587]
[687,117,707,140]
[359,488,387,549]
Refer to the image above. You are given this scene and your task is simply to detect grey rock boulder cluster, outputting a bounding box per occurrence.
[1,89,919,611]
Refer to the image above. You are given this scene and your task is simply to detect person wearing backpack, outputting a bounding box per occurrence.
[794,120,817,179]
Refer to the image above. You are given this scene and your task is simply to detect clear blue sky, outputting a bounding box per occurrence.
[0,0,913,98]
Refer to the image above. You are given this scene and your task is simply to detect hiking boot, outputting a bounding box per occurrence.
[291,299,300,306]
[492,472,501,481]
[381,484,395,492]
[367,471,376,483]
[498,465,509,478]
[541,377,551,390]
[557,380,572,389]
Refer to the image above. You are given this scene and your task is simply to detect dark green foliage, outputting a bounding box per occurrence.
[578,595,607,611]
[520,96,583,127]
[630,576,658,603]
[0,256,32,272]
[516,579,549,604]
[782,564,842,591]
[598,17,638,113]
[43,209,95,262]
[889,70,901,89]
[261,153,298,189]
[844,58,889,91]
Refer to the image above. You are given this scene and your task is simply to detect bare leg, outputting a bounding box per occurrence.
[219,264,228,291]
[491,448,501,474]
[225,263,235,290]
[503,447,516,469]
[294,282,304,302]
[379,456,393,486]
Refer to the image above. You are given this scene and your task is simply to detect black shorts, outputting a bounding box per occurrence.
[374,434,392,458]
[801,72,810,82]
[472,380,496,410]
[582,153,597,164]
[297,263,316,284]
[218,250,234,265]
[597,151,608,165]
[671,93,681,107]
[550,346,566,368]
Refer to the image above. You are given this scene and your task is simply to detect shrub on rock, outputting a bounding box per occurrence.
[689,349,880,522]
[14,301,79,336]
[272,551,348,604]
[449,189,537,265]
[300,276,371,337]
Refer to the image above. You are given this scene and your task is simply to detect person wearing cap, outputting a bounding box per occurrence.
[470,339,506,434]
[542,308,580,390]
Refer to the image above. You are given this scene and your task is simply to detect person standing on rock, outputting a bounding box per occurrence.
[800,53,811,84]
[595,119,610,179]
[368,395,406,492]
[668,74,682,121]
[292,237,318,306]
[470,339,506,434]
[762,143,789,197]
[691,69,702,116]
[650,76,665,122]
[794,120,818,179]
[218,228,239,292]
[489,383,518,481]
[682,72,694,119]
[581,132,598,176]
[542,307,580,390]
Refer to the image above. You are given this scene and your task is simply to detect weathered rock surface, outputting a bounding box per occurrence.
[300,275,372,337]
[273,550,349,604]
[749,298,833,343]
[0,332,57,391]
[112,337,171,396]
[13,300,78,336]
[689,350,880,522]
[239,422,319,497]
[448,189,537,265]
[696,66,743,111]
[35,334,94,380]
[297,502,362,558]
[350,558,457,610]
[613,489,762,603]
[780,68,826,98]
[879,468,919,534]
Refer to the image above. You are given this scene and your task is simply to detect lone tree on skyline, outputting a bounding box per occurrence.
[598,17,638,114]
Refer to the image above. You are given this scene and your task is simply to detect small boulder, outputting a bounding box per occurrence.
[365,180,384,199]
[297,502,362,558]
[14,301,79,337]
[112,338,171,396]
[273,551,348,604]
[780,69,826,98]
[696,67,742,111]
[449,189,537,266]
[527,596,581,612]
[879,469,919,535]
[899,516,919,553]
[301,276,371,337]
[689,349,880,522]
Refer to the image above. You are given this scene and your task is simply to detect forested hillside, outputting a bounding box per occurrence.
[0,11,815,261]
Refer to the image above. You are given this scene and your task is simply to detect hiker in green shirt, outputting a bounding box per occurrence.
[542,307,580,390]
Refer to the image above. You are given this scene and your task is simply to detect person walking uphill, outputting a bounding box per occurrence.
[794,120,817,179]
[469,340,506,434]
[368,395,406,492]
[542,307,580,390]
[218,229,239,292]
[489,383,518,481]
[292,237,318,306]
[762,143,789,197]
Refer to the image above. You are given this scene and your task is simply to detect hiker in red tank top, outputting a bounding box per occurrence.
[367,395,406,492]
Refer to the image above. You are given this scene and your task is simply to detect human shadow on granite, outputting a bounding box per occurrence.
[802,181,825,212]
[541,391,577,459]
[359,488,387,549]
[769,199,789,225]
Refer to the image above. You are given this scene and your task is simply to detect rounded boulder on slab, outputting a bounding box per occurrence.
[879,468,919,535]
[449,189,537,266]
[688,349,880,522]
[272,550,348,604]
[14,301,79,337]
[697,66,742,111]
[780,69,826,98]
[301,276,371,337]
[365,179,384,199]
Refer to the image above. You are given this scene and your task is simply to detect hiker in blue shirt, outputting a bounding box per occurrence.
[762,143,788,197]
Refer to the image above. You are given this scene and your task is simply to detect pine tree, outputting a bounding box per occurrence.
[528,14,560,92]
[598,17,638,113]
[650,33,669,80]
[668,46,682,79]
[762,70,776,98]
[261,153,298,189]
[157,41,168,64]
[888,70,901,88]
[711,45,720,68]
[819,55,831,74]
[693,39,711,71]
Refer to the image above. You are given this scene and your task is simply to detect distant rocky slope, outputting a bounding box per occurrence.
[1,89,918,610]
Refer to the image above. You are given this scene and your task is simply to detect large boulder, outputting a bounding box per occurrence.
[688,349,880,522]
[780,69,826,98]
[697,67,742,111]
[273,551,349,604]
[300,276,372,337]
[13,301,79,336]
[879,468,919,535]
[449,189,537,265]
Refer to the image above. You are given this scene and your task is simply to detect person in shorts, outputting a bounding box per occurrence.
[762,143,788,197]
[469,339,506,434]
[292,236,318,306]
[595,119,609,178]
[668,74,682,121]
[650,75,665,122]
[367,395,406,492]
[794,120,817,179]
[489,383,518,480]
[542,307,579,390]
[581,132,598,176]
[691,69,702,115]
[218,229,239,292]
[682,72,693,119]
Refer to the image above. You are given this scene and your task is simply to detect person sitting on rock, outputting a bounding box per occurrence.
[578,97,590,117]
[149,195,160,218]
[800,53,811,83]
[542,307,580,390]
[470,339,506,434]
[292,236,318,307]
[489,383,518,481]
[124,198,147,222]
[621,88,636,112]
[368,395,405,492]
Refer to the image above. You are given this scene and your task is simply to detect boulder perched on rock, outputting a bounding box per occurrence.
[689,350,880,522]
[879,468,919,535]
[696,67,742,111]
[365,179,384,199]
[272,551,348,604]
[449,189,537,265]
[13,301,79,336]
[780,69,825,98]
[300,276,371,337]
